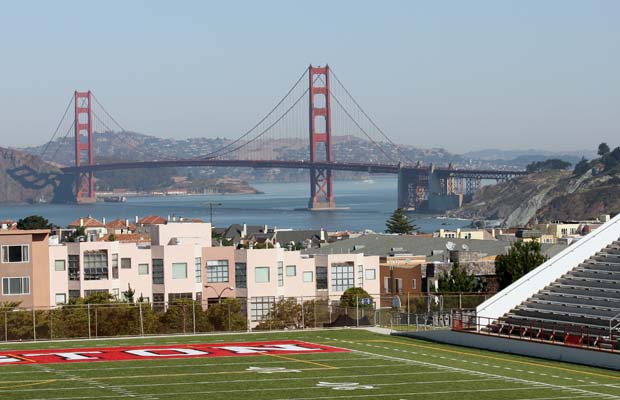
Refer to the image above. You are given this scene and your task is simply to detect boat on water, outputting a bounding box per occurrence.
[101,196,127,203]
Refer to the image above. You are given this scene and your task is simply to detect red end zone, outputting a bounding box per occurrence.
[0,340,349,365]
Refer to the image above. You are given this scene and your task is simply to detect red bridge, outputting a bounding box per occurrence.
[43,65,526,211]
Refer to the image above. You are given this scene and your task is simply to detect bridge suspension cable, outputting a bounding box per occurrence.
[39,94,75,160]
[329,68,413,164]
[197,66,310,160]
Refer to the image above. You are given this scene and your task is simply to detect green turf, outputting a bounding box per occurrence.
[0,329,619,400]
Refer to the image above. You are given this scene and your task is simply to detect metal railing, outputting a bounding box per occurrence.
[451,309,620,353]
[0,294,490,342]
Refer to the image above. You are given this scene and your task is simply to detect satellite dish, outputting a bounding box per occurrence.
[446,241,456,251]
[462,244,469,251]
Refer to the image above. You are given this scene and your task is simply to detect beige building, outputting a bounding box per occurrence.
[0,229,51,308]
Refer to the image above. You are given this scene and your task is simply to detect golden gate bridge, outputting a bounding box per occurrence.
[40,65,525,212]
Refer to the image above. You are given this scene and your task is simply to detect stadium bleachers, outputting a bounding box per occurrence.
[492,239,620,349]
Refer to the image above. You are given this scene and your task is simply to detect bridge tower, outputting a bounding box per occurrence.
[308,65,335,209]
[74,91,96,203]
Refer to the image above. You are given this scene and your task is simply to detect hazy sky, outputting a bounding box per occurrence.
[1,0,618,153]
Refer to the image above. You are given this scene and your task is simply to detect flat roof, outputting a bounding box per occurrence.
[0,229,50,236]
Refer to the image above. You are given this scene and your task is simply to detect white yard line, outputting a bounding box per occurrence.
[324,338,620,400]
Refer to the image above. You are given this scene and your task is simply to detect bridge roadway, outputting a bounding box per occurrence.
[60,159,526,179]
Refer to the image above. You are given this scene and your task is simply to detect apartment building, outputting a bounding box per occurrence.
[0,229,50,308]
[42,219,380,327]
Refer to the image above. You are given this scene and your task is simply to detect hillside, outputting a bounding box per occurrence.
[0,146,64,203]
[450,159,620,226]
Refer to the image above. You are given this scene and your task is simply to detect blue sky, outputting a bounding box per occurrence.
[0,0,618,153]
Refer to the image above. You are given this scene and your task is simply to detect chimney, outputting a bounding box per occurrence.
[320,228,325,241]
[264,224,268,233]
[102,217,106,225]
[135,215,139,224]
[80,218,84,227]
[125,219,129,227]
[242,223,247,238]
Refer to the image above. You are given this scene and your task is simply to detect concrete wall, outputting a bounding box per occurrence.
[396,330,620,370]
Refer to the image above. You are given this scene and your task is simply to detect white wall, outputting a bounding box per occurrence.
[476,212,620,322]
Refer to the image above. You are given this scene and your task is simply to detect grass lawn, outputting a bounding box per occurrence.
[0,329,619,400]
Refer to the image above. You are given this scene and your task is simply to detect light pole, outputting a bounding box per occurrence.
[204,285,234,303]
[206,202,222,226]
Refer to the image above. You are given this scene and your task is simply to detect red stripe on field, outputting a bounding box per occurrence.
[0,340,348,365]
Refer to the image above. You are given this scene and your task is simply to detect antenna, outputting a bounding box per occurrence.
[446,241,456,251]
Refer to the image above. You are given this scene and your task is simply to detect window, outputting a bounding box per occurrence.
[54,260,66,271]
[365,269,376,280]
[84,289,108,297]
[316,266,328,290]
[195,257,202,283]
[152,259,164,284]
[255,267,270,283]
[55,293,66,304]
[2,277,30,295]
[303,271,313,283]
[121,257,131,269]
[112,288,120,299]
[69,290,80,299]
[412,278,417,290]
[153,293,165,308]
[357,265,363,288]
[207,260,229,283]
[138,263,149,275]
[395,278,403,294]
[111,253,119,279]
[384,277,391,294]
[68,255,80,281]
[1,245,29,263]
[83,250,108,280]
[250,296,275,322]
[172,263,188,279]
[168,292,192,302]
[235,263,247,288]
[286,265,296,277]
[331,263,354,292]
[277,262,284,287]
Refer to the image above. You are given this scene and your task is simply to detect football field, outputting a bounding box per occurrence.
[0,329,619,400]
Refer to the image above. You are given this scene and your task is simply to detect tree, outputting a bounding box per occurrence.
[385,208,417,234]
[598,142,610,156]
[339,287,373,308]
[573,157,590,176]
[65,226,86,242]
[495,241,548,290]
[16,215,51,230]
[525,159,571,173]
[255,297,303,330]
[206,298,246,331]
[437,262,481,292]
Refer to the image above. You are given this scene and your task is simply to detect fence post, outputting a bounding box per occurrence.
[87,304,91,339]
[300,297,305,330]
[246,298,251,333]
[4,311,7,341]
[50,309,53,340]
[192,301,196,335]
[459,293,462,309]
[94,306,98,338]
[356,296,359,328]
[32,307,36,341]
[407,293,410,326]
[139,303,144,336]
[228,303,231,331]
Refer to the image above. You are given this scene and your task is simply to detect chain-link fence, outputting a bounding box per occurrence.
[0,293,490,341]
